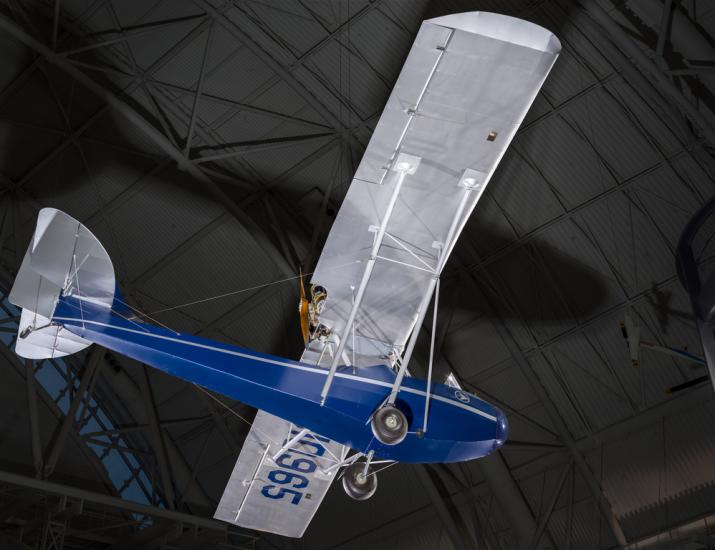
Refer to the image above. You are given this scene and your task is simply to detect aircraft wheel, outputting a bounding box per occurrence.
[342,463,377,501]
[371,405,408,445]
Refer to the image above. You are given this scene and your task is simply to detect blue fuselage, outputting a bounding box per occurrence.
[55,296,507,463]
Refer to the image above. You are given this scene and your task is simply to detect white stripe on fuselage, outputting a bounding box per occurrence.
[54,316,497,422]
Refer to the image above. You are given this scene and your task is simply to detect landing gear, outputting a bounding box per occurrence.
[371,405,408,445]
[342,463,377,501]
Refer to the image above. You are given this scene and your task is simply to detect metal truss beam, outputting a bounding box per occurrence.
[477,453,544,550]
[193,0,362,151]
[410,323,556,548]
[153,80,333,130]
[184,22,214,158]
[128,137,338,298]
[57,14,208,57]
[624,511,715,549]
[102,357,213,508]
[0,14,296,279]
[44,346,103,478]
[25,360,43,477]
[578,0,715,147]
[192,132,334,164]
[0,339,119,499]
[528,461,572,550]
[414,465,475,550]
[465,269,629,548]
[138,366,176,510]
[0,469,230,532]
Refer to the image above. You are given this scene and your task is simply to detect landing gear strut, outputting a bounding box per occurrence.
[371,405,408,445]
[342,463,377,501]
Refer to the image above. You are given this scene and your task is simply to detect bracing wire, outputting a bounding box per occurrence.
[132,259,362,318]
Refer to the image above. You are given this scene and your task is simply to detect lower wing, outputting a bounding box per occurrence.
[214,410,347,537]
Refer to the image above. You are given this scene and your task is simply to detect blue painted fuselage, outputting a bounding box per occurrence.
[54,296,507,463]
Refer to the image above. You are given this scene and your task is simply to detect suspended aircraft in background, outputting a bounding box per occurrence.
[675,194,715,395]
[619,313,708,393]
[8,12,560,537]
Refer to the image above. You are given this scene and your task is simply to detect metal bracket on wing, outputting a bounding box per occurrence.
[319,153,421,405]
[387,169,487,408]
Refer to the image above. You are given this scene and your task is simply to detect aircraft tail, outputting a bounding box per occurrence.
[9,208,117,359]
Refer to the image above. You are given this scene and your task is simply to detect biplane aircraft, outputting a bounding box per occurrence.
[9,12,560,537]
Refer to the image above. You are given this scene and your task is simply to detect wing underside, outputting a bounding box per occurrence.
[214,410,347,538]
[311,12,560,368]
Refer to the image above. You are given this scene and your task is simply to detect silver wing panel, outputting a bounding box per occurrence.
[311,12,560,366]
[214,410,347,538]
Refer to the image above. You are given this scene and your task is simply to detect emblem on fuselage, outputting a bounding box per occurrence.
[454,390,471,403]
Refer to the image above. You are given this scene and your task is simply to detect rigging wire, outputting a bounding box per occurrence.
[133,259,362,318]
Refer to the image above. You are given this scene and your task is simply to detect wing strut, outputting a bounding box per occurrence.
[319,154,420,404]
[423,278,440,433]
[387,172,485,404]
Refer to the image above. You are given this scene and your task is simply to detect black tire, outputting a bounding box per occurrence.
[342,463,378,501]
[371,404,408,445]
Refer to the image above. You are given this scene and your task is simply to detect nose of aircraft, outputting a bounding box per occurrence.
[495,409,509,448]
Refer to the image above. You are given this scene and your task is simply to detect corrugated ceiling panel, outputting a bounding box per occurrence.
[201,46,277,102]
[240,1,329,57]
[540,47,598,106]
[629,165,705,249]
[82,107,170,158]
[606,78,688,157]
[304,465,433,549]
[572,191,675,296]
[486,246,578,344]
[560,87,660,181]
[537,5,616,80]
[531,219,627,321]
[530,353,591,439]
[211,107,285,143]
[304,38,389,120]
[248,77,325,124]
[670,153,715,206]
[522,91,555,127]
[151,29,210,89]
[487,149,565,236]
[126,13,207,72]
[475,362,543,415]
[220,6,294,66]
[594,398,715,538]
[221,287,294,354]
[239,135,334,182]
[459,190,520,258]
[444,316,512,382]
[517,110,617,209]
[139,215,279,326]
[24,144,151,225]
[269,141,341,210]
[349,5,418,85]
[540,333,636,431]
[95,171,224,281]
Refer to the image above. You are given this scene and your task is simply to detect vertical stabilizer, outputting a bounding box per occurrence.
[9,208,115,359]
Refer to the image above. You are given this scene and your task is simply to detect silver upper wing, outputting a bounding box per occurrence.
[310,12,560,367]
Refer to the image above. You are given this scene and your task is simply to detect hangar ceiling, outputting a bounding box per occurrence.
[0,0,714,549]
